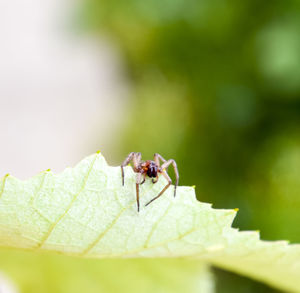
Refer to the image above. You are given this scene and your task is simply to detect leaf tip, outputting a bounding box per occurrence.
[234,208,239,212]
[2,173,10,180]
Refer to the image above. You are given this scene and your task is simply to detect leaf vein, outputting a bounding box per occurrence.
[114,227,199,257]
[36,154,98,249]
[144,201,174,248]
[80,206,127,256]
[81,179,161,255]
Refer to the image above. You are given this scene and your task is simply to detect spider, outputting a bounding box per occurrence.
[121,152,179,212]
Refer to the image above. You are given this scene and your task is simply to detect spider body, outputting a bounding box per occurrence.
[121,152,179,212]
[142,160,159,178]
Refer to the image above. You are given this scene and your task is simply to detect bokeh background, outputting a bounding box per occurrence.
[0,0,299,292]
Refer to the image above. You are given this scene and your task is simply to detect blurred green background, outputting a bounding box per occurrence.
[1,0,300,292]
[81,0,300,242]
[82,0,300,291]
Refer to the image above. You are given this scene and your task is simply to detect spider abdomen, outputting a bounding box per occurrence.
[144,161,158,178]
[147,165,157,177]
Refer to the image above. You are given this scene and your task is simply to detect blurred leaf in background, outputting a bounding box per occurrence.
[81,0,300,239]
[0,249,213,293]
[80,0,300,291]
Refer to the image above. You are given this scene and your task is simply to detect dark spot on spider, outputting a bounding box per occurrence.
[147,162,158,178]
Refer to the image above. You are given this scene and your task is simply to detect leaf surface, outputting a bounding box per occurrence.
[0,153,299,292]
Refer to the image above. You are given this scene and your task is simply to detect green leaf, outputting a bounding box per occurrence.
[0,152,299,292]
[0,249,214,293]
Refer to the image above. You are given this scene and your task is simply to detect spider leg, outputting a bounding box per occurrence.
[161,159,179,197]
[145,171,171,207]
[152,175,159,184]
[121,152,134,186]
[140,174,146,185]
[136,183,140,212]
[121,152,141,186]
[135,172,144,212]
[154,153,167,167]
[134,152,142,170]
